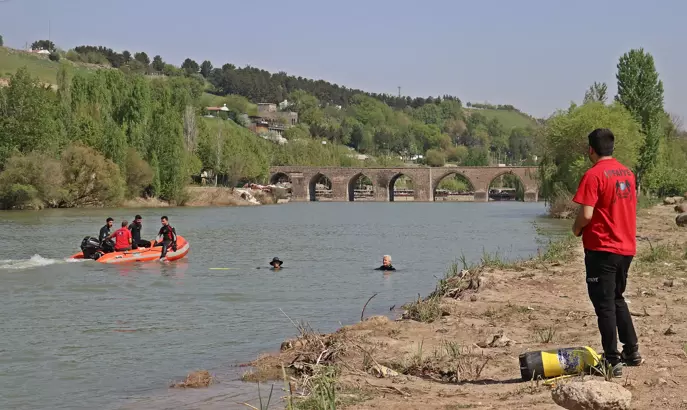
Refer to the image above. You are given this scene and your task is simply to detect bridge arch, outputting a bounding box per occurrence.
[487,170,525,201]
[432,170,476,202]
[269,172,291,185]
[348,172,374,201]
[389,173,415,201]
[309,173,332,201]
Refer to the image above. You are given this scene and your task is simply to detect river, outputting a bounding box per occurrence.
[0,201,566,410]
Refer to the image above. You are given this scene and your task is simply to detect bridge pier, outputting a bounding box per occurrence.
[474,190,488,202]
[524,190,539,202]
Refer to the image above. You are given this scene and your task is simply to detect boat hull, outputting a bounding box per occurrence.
[70,236,190,264]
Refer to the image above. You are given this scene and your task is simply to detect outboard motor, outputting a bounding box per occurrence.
[80,236,103,260]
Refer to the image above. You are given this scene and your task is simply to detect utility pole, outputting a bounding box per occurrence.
[49,20,51,42]
[397,86,401,98]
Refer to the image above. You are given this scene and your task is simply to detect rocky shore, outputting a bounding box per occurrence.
[237,204,687,409]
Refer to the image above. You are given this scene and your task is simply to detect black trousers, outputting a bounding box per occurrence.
[584,250,638,364]
[131,239,151,249]
[155,240,176,258]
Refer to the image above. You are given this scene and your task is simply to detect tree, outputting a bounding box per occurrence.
[0,35,4,47]
[425,149,445,167]
[583,82,608,104]
[31,39,56,51]
[152,55,165,72]
[200,60,213,78]
[538,102,643,200]
[615,48,665,192]
[122,50,131,63]
[181,58,199,76]
[133,52,150,66]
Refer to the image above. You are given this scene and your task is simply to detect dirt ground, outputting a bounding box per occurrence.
[243,204,687,409]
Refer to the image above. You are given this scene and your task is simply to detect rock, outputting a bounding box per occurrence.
[675,204,687,213]
[664,325,676,335]
[369,364,399,378]
[664,279,683,287]
[470,295,478,302]
[676,213,687,227]
[552,380,631,410]
[664,197,677,205]
[477,333,515,348]
[674,196,685,204]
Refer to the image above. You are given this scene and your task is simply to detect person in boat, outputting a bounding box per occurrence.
[154,216,177,260]
[99,217,115,253]
[269,257,283,270]
[128,215,151,249]
[106,220,133,252]
[375,255,396,271]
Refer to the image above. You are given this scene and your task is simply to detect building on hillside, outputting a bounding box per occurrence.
[248,102,298,137]
[204,104,230,117]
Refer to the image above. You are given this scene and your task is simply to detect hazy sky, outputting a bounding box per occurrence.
[1,0,685,119]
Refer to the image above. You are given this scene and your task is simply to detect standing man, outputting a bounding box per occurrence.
[572,128,642,377]
[155,216,177,261]
[128,215,151,249]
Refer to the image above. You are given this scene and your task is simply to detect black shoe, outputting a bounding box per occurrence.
[597,356,623,378]
[621,349,643,366]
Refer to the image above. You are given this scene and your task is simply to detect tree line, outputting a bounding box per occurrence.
[538,48,687,216]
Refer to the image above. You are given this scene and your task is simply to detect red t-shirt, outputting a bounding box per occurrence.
[572,158,636,256]
[113,227,132,250]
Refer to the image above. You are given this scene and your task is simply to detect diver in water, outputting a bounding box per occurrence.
[375,255,396,271]
[269,257,283,270]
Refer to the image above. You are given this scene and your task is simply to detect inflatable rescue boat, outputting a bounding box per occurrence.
[70,235,190,264]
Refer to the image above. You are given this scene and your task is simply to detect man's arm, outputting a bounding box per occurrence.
[572,205,594,236]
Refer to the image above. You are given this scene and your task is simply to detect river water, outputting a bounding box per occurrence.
[0,202,565,410]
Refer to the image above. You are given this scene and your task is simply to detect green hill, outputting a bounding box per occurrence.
[0,46,98,84]
[465,107,537,130]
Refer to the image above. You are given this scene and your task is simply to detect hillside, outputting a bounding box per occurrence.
[0,46,96,84]
[465,107,538,129]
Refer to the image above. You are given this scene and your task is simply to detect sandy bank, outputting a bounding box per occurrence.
[121,186,282,209]
[238,204,687,409]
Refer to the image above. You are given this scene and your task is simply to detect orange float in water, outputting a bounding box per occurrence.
[70,236,190,264]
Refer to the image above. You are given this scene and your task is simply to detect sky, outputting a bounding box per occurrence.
[1,0,686,120]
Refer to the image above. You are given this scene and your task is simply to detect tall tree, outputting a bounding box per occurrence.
[122,50,131,63]
[133,52,150,66]
[152,55,165,72]
[200,60,213,78]
[615,48,665,193]
[583,82,608,104]
[31,39,56,51]
[181,58,199,76]
[0,35,4,47]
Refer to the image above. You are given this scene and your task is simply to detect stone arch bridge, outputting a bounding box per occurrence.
[269,166,539,202]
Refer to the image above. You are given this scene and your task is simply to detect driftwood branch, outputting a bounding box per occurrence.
[360,293,378,322]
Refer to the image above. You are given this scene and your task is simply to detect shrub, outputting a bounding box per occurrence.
[48,51,60,62]
[0,152,63,209]
[425,149,446,167]
[60,144,125,207]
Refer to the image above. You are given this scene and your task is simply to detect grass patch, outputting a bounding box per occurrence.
[464,107,537,130]
[534,325,557,343]
[0,46,94,85]
[402,295,443,323]
[538,234,577,262]
[639,242,675,263]
[390,341,490,383]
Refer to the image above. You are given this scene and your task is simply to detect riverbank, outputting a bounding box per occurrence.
[120,187,279,209]
[238,204,687,409]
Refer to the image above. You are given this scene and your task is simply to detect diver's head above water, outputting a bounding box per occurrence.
[269,257,283,269]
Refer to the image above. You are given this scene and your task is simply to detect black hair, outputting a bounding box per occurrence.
[106,217,114,222]
[588,128,615,156]
[135,214,142,220]
[161,216,168,221]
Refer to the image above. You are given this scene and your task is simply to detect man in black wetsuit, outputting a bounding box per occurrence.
[99,217,115,252]
[128,215,151,249]
[154,215,177,260]
[375,255,396,271]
